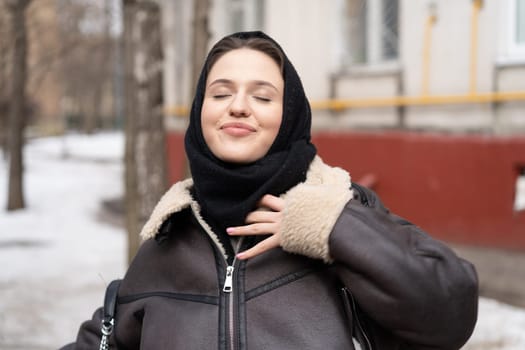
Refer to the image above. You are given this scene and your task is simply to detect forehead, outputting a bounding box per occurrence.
[207,48,283,85]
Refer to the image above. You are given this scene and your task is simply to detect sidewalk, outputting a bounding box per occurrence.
[452,244,525,308]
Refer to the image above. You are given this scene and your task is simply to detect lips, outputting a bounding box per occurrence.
[220,122,256,136]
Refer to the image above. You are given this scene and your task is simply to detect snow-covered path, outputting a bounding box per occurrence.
[0,133,126,349]
[0,132,524,349]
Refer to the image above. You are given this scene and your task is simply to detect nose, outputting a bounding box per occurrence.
[229,93,250,117]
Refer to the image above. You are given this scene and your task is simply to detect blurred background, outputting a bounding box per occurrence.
[1,0,525,349]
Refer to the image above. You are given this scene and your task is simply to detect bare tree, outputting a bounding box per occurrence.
[191,0,211,95]
[179,0,210,179]
[0,6,9,158]
[56,0,117,133]
[123,0,140,263]
[123,0,211,258]
[134,0,167,222]
[82,0,113,133]
[123,0,167,263]
[5,0,32,211]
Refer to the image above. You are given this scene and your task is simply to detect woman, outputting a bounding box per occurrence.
[64,31,478,349]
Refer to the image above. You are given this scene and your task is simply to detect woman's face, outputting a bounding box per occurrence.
[201,48,284,163]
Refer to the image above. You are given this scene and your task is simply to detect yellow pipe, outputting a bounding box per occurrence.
[422,9,437,95]
[164,91,525,116]
[470,0,483,94]
[165,105,190,116]
[310,91,525,109]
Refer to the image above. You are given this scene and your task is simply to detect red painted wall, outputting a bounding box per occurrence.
[313,132,525,250]
[167,131,525,250]
[166,133,186,182]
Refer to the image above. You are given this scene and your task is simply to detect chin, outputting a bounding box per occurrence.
[220,156,257,164]
[216,152,260,164]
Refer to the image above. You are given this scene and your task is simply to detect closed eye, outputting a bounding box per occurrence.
[253,96,271,102]
[213,94,231,99]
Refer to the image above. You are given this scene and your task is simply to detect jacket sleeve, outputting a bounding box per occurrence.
[329,186,478,350]
[60,307,116,350]
[280,182,478,350]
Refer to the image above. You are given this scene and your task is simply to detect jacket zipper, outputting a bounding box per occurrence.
[190,205,244,350]
[351,300,372,350]
[352,184,370,207]
[223,238,243,350]
[342,287,372,350]
[222,237,243,293]
[223,265,235,292]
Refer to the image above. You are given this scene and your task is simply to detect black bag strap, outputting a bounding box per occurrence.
[100,279,121,350]
[340,286,373,350]
[103,279,121,321]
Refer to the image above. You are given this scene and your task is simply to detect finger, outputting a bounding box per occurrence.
[258,194,285,211]
[245,210,281,224]
[227,222,278,236]
[236,235,280,260]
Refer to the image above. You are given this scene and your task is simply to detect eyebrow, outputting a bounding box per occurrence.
[208,79,280,92]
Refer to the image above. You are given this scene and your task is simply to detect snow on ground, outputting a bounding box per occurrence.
[0,133,126,349]
[0,132,524,349]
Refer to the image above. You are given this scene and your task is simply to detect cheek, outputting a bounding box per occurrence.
[200,106,216,148]
[201,102,213,125]
[266,107,283,138]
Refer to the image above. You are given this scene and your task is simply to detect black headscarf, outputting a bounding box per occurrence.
[184,31,316,236]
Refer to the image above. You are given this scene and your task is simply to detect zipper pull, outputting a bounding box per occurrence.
[223,265,234,293]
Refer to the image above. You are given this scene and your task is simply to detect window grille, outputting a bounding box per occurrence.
[343,0,399,66]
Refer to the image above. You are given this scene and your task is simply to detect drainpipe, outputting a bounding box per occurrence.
[470,0,483,94]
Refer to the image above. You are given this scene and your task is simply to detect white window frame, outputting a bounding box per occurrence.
[226,0,264,33]
[338,0,399,68]
[507,0,525,58]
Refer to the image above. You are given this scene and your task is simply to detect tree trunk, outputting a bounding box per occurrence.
[191,0,211,95]
[82,90,98,134]
[0,9,9,159]
[81,1,113,134]
[135,0,167,223]
[123,0,167,263]
[123,0,141,263]
[6,0,31,211]
[185,0,210,178]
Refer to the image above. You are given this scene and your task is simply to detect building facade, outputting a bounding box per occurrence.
[162,0,525,250]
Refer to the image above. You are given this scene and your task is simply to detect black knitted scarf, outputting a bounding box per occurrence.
[184,31,316,239]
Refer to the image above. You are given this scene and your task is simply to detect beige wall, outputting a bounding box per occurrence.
[165,0,525,134]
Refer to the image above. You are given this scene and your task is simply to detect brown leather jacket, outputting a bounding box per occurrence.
[64,158,478,350]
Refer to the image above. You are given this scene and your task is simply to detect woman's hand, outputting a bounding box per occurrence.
[227,194,284,260]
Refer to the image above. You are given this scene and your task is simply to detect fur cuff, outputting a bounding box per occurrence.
[280,157,353,263]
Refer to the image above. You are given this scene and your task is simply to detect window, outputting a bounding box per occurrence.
[341,0,399,66]
[227,0,265,33]
[229,0,244,32]
[507,0,525,57]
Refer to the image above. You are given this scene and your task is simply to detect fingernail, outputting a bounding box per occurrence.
[236,252,246,259]
[226,227,234,234]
